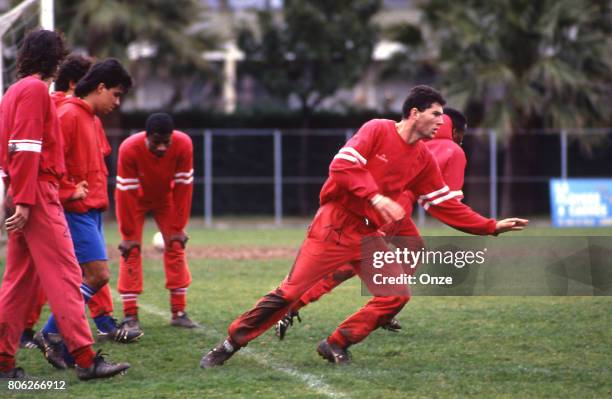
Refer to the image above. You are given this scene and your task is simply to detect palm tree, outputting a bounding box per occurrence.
[55,0,218,108]
[417,0,612,215]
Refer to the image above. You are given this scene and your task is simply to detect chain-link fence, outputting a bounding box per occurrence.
[105,127,612,225]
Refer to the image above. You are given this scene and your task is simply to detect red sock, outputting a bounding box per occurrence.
[328,330,349,349]
[121,293,139,318]
[71,346,96,369]
[170,288,187,316]
[0,353,15,372]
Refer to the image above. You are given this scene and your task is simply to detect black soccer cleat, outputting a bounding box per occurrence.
[20,328,39,349]
[170,311,199,329]
[199,339,238,369]
[0,367,28,379]
[97,318,143,344]
[35,332,70,370]
[118,316,144,338]
[275,311,301,340]
[317,339,351,365]
[381,317,402,333]
[75,350,130,381]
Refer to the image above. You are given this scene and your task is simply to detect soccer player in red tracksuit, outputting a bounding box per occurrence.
[274,107,483,339]
[20,53,95,350]
[200,86,528,367]
[115,113,196,334]
[0,29,129,380]
[34,59,140,370]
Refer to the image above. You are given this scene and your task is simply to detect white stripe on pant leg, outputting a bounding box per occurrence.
[110,289,345,398]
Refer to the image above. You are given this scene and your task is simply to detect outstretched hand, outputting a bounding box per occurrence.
[494,218,529,234]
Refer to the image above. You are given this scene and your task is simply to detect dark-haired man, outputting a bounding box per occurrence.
[36,58,138,369]
[200,86,528,368]
[0,29,129,381]
[19,53,93,350]
[115,113,195,335]
[273,107,501,339]
[52,53,93,107]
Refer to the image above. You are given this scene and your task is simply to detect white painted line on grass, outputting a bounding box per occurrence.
[111,290,345,398]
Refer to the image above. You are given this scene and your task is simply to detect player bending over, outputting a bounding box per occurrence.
[115,113,196,336]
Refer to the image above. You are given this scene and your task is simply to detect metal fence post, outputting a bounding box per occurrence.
[560,129,568,179]
[204,130,213,227]
[274,130,283,226]
[489,129,498,219]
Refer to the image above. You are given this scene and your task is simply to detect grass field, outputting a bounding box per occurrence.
[1,221,611,398]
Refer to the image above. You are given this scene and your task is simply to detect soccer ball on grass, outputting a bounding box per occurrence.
[152,231,165,251]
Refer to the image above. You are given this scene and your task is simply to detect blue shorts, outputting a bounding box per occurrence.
[65,209,108,264]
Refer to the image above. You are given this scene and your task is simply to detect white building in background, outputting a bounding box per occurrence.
[120,0,422,113]
[0,0,421,112]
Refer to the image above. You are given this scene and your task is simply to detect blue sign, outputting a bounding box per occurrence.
[550,179,612,227]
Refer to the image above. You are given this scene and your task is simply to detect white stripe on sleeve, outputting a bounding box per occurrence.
[174,177,194,184]
[418,185,449,201]
[117,176,140,184]
[339,147,367,165]
[9,139,43,144]
[11,142,41,153]
[333,153,358,163]
[422,190,463,210]
[174,169,194,178]
[116,183,140,191]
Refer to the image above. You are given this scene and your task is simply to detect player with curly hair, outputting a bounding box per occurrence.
[0,29,129,380]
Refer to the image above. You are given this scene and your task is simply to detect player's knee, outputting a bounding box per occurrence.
[87,274,109,290]
[83,261,110,289]
[166,240,185,254]
[96,270,110,288]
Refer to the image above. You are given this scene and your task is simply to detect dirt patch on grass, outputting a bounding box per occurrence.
[107,245,298,261]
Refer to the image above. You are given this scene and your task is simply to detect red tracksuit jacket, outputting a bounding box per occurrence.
[57,97,111,212]
[115,131,193,235]
[322,119,496,235]
[0,76,65,204]
[51,91,71,108]
[425,114,466,196]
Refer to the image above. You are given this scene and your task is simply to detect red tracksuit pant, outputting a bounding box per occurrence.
[0,180,93,355]
[26,267,114,330]
[291,264,356,312]
[291,221,424,313]
[117,199,191,315]
[228,202,410,348]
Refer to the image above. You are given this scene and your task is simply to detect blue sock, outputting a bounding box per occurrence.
[94,315,116,333]
[42,283,97,336]
[80,283,96,303]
